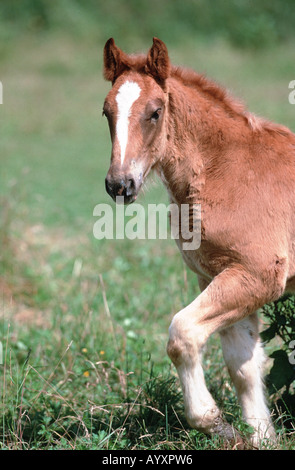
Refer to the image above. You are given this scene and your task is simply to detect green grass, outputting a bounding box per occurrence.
[1,31,295,450]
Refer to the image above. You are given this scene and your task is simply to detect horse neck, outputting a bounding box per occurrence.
[158,76,249,205]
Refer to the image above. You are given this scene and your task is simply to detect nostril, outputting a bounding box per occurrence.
[129,178,135,189]
[125,178,135,197]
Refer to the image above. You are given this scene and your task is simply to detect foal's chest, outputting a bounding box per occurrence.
[176,240,213,283]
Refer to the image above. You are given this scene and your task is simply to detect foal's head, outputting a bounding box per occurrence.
[103,38,170,203]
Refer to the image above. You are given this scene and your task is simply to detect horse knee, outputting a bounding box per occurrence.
[166,336,183,367]
[166,313,207,367]
[167,321,190,367]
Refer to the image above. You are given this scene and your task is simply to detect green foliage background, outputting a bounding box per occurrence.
[0,0,294,450]
[1,0,295,48]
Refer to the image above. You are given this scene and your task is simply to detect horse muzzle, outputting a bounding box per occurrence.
[105,173,140,204]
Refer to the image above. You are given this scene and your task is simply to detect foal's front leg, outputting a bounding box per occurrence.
[167,266,283,445]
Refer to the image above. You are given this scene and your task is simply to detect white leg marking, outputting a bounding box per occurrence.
[220,316,276,445]
[115,81,141,165]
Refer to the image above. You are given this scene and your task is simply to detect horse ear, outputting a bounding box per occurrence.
[146,37,171,84]
[103,38,128,83]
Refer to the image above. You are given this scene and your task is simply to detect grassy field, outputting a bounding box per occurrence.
[1,30,295,450]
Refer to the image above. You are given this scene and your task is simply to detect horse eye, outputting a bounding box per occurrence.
[151,108,161,121]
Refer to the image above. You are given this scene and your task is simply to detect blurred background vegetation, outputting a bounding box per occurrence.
[0,0,294,450]
[1,0,295,48]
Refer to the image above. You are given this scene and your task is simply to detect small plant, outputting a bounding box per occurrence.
[261,294,295,421]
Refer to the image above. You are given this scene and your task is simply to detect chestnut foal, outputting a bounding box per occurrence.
[102,37,295,447]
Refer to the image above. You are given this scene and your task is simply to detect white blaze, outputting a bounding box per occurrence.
[115,81,141,165]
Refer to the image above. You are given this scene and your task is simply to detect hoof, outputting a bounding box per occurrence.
[211,416,245,450]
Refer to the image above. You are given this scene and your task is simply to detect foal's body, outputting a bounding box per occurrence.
[102,38,295,447]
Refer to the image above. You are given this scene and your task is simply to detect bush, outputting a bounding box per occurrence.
[261,294,295,420]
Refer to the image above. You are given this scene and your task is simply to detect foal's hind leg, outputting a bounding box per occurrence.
[167,265,285,446]
[220,314,276,446]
